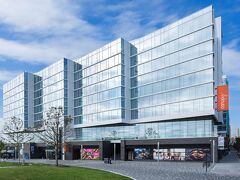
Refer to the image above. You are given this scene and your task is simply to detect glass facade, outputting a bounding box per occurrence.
[3,73,25,124]
[75,119,213,141]
[35,59,68,121]
[33,75,43,127]
[3,72,33,128]
[74,39,126,125]
[130,9,214,121]
[3,6,222,142]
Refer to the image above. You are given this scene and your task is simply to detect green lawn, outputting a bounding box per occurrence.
[0,162,20,167]
[0,162,130,180]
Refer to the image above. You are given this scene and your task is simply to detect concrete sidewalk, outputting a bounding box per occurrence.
[211,151,240,176]
[4,158,240,180]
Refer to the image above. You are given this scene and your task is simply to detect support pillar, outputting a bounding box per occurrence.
[80,144,83,160]
[211,138,218,163]
[120,140,126,161]
[114,143,116,162]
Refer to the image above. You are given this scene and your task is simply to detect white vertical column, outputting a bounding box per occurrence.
[62,139,65,160]
[213,139,215,164]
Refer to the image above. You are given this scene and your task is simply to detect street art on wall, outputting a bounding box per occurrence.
[185,148,210,161]
[153,148,185,161]
[153,148,210,161]
[134,148,152,160]
[81,148,100,160]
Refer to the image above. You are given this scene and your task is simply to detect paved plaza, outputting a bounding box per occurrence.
[211,151,240,176]
[4,151,240,180]
[10,160,217,180]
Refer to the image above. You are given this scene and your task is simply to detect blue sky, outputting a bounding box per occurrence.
[0,0,239,135]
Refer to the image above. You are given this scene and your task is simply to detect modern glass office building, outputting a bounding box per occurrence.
[3,6,225,162]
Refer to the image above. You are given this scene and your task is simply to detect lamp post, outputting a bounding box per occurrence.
[80,144,83,160]
[114,143,116,162]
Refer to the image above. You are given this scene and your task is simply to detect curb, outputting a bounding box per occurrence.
[3,160,136,180]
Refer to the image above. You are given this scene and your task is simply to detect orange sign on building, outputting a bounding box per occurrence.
[217,85,229,111]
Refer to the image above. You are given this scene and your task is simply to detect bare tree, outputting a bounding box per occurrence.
[0,140,4,157]
[35,106,72,166]
[145,128,158,139]
[2,116,33,163]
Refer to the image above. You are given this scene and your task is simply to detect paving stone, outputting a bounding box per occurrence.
[5,154,240,180]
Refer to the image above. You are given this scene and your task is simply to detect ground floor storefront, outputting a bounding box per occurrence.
[64,137,218,162]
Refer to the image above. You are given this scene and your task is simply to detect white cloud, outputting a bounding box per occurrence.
[0,36,105,64]
[223,39,240,77]
[0,69,21,94]
[0,0,106,65]
[111,11,152,40]
[0,0,182,65]
[108,0,179,40]
[111,10,178,40]
[0,0,95,35]
[0,69,21,83]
